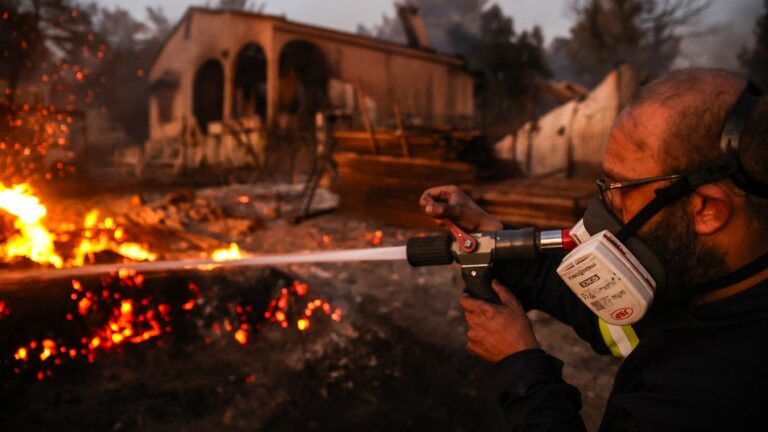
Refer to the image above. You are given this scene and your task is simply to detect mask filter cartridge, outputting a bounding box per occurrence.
[557,230,655,325]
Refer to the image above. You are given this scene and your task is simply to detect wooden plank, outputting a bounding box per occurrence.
[337,166,474,186]
[336,143,446,159]
[472,180,595,198]
[482,205,580,221]
[492,213,576,230]
[393,102,411,158]
[332,152,476,228]
[355,84,379,154]
[334,188,437,229]
[334,152,474,171]
[468,177,596,229]
[477,191,577,210]
[334,134,447,159]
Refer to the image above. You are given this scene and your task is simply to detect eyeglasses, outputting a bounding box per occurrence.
[596,173,681,213]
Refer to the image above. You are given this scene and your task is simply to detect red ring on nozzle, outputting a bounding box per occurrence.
[562,229,576,251]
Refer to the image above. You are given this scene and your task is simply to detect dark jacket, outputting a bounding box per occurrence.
[493,253,768,431]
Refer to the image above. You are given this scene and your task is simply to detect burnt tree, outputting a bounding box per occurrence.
[364,1,550,135]
[741,0,768,90]
[562,0,711,85]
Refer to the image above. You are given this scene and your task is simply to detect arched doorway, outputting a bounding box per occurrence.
[193,59,224,134]
[232,43,267,121]
[278,40,330,130]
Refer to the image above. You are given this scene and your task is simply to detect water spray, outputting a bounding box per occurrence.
[0,223,575,301]
[0,247,409,286]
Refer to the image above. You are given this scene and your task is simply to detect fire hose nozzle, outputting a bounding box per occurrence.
[406,224,574,303]
[406,235,454,267]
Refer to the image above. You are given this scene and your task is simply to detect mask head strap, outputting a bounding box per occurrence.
[615,81,765,241]
[720,81,762,154]
[723,82,768,198]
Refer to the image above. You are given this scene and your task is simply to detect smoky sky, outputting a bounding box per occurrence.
[97,0,762,72]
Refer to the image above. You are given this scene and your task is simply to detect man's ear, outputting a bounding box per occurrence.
[690,184,733,235]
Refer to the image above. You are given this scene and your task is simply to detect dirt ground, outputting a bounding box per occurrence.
[0,185,619,431]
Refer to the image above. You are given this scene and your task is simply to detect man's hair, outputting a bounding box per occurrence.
[629,68,768,236]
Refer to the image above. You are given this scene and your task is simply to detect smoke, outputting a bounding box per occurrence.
[674,0,764,72]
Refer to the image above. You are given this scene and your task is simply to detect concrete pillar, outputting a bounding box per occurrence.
[266,27,280,128]
[222,55,234,121]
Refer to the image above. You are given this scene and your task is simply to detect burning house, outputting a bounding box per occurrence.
[140,7,475,175]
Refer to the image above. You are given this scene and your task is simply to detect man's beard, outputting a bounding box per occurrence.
[638,199,730,309]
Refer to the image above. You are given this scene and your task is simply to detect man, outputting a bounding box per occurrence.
[420,68,768,431]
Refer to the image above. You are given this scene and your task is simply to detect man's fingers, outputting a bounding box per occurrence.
[420,185,458,206]
[460,296,494,314]
[466,339,482,355]
[492,279,521,308]
[429,202,447,217]
[460,296,477,312]
[423,201,464,222]
[466,340,492,362]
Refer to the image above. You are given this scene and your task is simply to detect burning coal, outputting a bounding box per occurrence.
[1,267,343,385]
[0,185,343,386]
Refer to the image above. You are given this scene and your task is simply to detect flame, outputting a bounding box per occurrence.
[212,243,243,261]
[0,184,346,381]
[0,184,156,268]
[83,209,99,229]
[0,183,63,268]
[72,209,156,266]
[72,236,157,266]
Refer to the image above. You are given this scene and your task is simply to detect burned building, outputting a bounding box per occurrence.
[495,65,638,178]
[144,7,475,173]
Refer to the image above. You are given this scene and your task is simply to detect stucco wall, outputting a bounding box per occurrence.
[495,65,638,178]
[148,8,475,146]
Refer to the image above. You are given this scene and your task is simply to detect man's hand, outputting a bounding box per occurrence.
[460,280,540,362]
[419,185,503,232]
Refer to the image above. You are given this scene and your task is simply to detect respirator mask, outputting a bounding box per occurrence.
[557,82,768,325]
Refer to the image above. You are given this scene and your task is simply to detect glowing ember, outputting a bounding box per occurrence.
[3,232,343,382]
[234,326,249,345]
[261,280,343,337]
[14,347,28,361]
[212,243,243,261]
[40,339,56,361]
[365,230,384,245]
[0,183,63,268]
[293,281,308,296]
